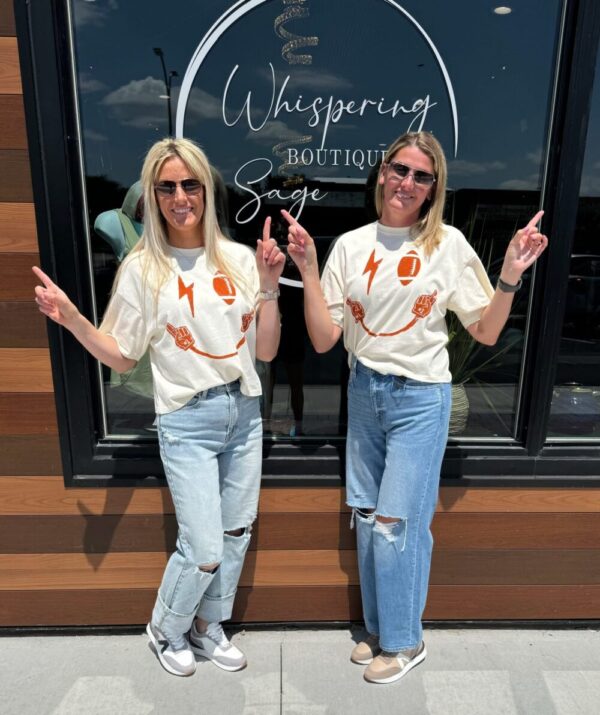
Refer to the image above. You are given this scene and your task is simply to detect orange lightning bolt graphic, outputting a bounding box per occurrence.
[178,276,195,317]
[362,250,383,294]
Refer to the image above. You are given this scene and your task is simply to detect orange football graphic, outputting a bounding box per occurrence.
[213,272,236,305]
[397,250,421,286]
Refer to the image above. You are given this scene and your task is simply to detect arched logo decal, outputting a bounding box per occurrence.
[175,0,459,156]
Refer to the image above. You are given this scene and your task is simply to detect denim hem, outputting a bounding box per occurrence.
[196,592,236,623]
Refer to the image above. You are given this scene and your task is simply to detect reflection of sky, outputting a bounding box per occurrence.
[74,0,563,202]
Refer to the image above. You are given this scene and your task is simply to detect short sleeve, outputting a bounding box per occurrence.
[99,292,151,361]
[98,258,152,361]
[321,239,345,327]
[447,253,495,328]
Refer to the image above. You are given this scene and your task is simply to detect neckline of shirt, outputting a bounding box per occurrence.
[168,245,205,257]
[375,221,413,238]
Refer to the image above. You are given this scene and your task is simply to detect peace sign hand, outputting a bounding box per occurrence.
[32,266,80,327]
[281,209,318,275]
[501,210,549,284]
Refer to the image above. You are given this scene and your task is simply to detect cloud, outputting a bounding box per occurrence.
[73,0,119,28]
[447,160,506,176]
[526,149,544,164]
[258,66,353,91]
[79,72,107,94]
[101,77,223,129]
[499,176,540,190]
[245,120,305,144]
[83,129,108,142]
[579,173,600,196]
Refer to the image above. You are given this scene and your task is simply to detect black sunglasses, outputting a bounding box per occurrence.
[387,161,436,187]
[155,179,204,196]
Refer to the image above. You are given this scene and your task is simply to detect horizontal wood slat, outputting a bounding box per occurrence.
[0,149,32,201]
[4,511,600,556]
[0,253,40,300]
[2,584,599,626]
[0,94,26,148]
[0,436,62,475]
[0,203,37,251]
[0,302,47,347]
[0,3,16,37]
[0,392,57,434]
[0,348,52,391]
[2,480,600,516]
[3,548,600,592]
[0,37,21,93]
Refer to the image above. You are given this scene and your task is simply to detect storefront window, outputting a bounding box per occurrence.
[71,0,562,441]
[548,48,600,440]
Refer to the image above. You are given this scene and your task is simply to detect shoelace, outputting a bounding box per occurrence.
[205,622,229,647]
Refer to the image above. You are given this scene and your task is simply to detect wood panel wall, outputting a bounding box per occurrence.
[0,1,599,628]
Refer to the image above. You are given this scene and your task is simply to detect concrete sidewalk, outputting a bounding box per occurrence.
[3,627,599,714]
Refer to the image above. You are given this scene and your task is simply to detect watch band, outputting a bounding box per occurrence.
[259,288,280,301]
[497,276,523,293]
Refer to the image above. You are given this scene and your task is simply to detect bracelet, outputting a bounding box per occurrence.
[259,288,280,301]
[497,276,522,293]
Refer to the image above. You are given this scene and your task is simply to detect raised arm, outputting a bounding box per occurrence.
[32,266,137,373]
[467,210,548,346]
[282,209,342,353]
[254,217,286,362]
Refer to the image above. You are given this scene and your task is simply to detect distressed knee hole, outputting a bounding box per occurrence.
[224,527,246,538]
[374,516,407,549]
[199,562,220,574]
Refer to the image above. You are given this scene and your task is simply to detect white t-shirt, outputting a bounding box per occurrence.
[100,240,261,414]
[321,222,494,383]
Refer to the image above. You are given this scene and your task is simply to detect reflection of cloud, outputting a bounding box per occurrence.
[73,0,118,27]
[185,87,223,120]
[103,78,224,128]
[245,121,304,143]
[258,66,353,91]
[102,77,167,128]
[79,73,107,94]
[83,129,108,142]
[579,174,600,196]
[526,149,543,164]
[448,160,506,176]
[499,176,539,190]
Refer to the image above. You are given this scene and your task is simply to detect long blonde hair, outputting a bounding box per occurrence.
[118,137,249,303]
[375,131,448,257]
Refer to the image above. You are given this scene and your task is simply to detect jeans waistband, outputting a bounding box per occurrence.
[198,379,241,398]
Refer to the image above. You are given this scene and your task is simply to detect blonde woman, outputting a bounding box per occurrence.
[33,137,285,677]
[284,131,548,684]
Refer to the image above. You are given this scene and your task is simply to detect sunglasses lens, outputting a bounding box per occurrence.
[181,180,203,194]
[389,162,434,186]
[414,172,434,186]
[155,182,175,196]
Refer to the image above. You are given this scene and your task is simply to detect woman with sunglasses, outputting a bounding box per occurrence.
[283,131,548,684]
[33,137,285,677]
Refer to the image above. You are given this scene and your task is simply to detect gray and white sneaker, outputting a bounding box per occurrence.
[146,622,196,677]
[189,621,247,671]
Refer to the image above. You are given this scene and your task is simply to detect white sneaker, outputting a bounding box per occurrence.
[146,622,196,677]
[189,621,247,671]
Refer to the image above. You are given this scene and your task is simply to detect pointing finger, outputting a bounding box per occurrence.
[525,210,544,231]
[262,216,272,243]
[32,265,56,289]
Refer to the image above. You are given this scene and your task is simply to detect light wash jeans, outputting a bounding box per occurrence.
[346,357,451,653]
[151,380,262,645]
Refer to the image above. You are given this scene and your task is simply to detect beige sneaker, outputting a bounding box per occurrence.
[363,641,426,684]
[350,633,381,664]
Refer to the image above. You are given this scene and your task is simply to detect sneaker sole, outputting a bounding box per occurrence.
[351,652,379,665]
[364,645,427,684]
[146,623,196,677]
[189,643,247,672]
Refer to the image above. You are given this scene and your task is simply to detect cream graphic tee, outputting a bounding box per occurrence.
[321,222,494,382]
[100,240,261,414]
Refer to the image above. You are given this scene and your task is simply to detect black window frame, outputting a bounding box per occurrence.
[14,0,600,486]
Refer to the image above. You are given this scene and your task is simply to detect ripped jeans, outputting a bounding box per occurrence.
[346,357,451,653]
[152,380,262,644]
